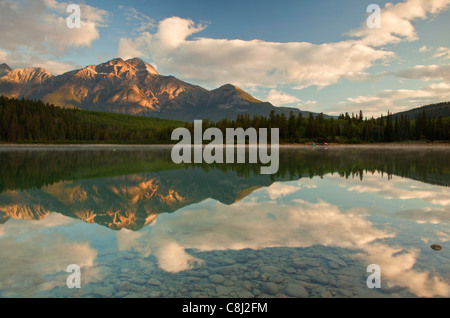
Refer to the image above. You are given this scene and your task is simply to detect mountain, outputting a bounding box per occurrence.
[391,102,450,119]
[0,58,319,121]
[0,63,12,77]
[0,66,52,98]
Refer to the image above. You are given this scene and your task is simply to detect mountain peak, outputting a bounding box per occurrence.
[93,57,159,77]
[126,57,145,65]
[126,57,159,76]
[0,63,11,70]
[214,83,262,104]
[218,84,238,90]
[0,63,12,77]
[94,58,131,77]
[109,58,125,64]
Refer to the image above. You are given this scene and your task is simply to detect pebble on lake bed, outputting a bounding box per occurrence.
[430,244,442,251]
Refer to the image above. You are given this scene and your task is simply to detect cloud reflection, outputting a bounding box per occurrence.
[116,178,450,297]
[342,174,450,207]
[0,215,99,297]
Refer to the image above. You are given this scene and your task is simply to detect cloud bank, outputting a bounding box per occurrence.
[0,0,109,74]
[118,16,392,90]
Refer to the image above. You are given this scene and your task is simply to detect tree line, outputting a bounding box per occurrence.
[1,95,449,144]
[0,96,181,143]
[196,106,450,143]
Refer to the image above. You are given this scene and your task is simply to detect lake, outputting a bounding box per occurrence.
[0,145,449,298]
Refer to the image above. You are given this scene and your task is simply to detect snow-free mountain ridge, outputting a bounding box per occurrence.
[0,58,320,121]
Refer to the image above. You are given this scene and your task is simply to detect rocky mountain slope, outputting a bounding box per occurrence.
[0,58,316,121]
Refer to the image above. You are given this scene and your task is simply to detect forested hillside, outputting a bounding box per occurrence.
[0,96,184,143]
[1,96,449,144]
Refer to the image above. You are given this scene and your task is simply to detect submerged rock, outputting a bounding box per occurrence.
[262,282,280,295]
[216,286,234,296]
[430,244,442,251]
[147,278,161,286]
[209,274,226,284]
[285,283,309,298]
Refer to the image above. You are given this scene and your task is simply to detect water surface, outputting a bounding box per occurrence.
[0,146,449,298]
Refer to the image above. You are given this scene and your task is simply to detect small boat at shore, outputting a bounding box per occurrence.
[311,142,329,149]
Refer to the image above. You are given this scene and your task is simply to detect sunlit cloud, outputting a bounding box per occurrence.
[434,47,450,59]
[419,45,430,53]
[118,16,392,90]
[0,49,8,62]
[348,0,450,46]
[266,89,301,106]
[392,64,450,82]
[0,0,109,74]
[338,80,450,117]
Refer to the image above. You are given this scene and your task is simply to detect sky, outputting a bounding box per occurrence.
[1,0,450,117]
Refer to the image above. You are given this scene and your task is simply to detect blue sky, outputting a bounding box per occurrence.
[1,0,450,117]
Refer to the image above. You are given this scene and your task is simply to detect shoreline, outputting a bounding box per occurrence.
[0,142,449,149]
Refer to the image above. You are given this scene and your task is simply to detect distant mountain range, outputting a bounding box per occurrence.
[1,59,449,122]
[0,58,323,122]
[391,102,450,119]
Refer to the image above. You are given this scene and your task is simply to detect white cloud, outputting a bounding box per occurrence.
[393,64,450,82]
[0,0,108,54]
[346,96,382,104]
[296,100,319,111]
[118,17,393,90]
[155,17,207,52]
[0,0,108,74]
[118,32,153,61]
[340,76,450,117]
[348,0,450,46]
[0,49,8,62]
[419,45,430,53]
[119,5,156,32]
[266,89,300,106]
[434,47,450,59]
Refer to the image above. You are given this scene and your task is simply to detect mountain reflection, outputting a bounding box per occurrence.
[0,146,448,230]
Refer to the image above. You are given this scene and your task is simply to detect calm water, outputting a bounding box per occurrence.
[0,146,449,298]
